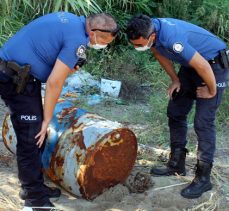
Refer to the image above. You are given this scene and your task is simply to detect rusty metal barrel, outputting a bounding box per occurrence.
[2,100,137,199]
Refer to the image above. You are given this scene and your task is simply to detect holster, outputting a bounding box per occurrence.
[219,49,229,69]
[0,59,31,94]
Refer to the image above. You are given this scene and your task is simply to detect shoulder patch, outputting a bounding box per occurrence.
[76,45,86,58]
[173,42,184,53]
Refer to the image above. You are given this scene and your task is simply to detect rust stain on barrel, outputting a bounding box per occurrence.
[2,114,15,154]
[75,153,82,162]
[86,114,105,121]
[72,131,85,162]
[61,107,76,117]
[56,156,64,167]
[58,107,76,123]
[76,131,86,150]
[2,114,9,137]
[45,169,62,183]
[78,128,137,199]
[71,122,83,131]
[48,144,64,183]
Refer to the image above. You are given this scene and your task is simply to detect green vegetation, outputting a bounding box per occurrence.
[0,0,228,148]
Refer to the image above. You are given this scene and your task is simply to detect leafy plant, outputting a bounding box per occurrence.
[0,0,102,46]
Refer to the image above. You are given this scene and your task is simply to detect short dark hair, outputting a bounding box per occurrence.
[126,14,154,40]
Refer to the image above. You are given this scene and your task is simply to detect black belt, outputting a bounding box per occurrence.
[208,54,221,65]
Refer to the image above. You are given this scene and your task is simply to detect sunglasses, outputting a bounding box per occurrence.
[91,27,120,36]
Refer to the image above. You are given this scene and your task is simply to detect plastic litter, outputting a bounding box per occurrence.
[101,78,122,98]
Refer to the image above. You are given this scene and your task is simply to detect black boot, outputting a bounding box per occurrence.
[181,160,212,199]
[20,184,61,200]
[150,148,188,176]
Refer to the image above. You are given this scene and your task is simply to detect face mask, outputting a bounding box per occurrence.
[135,37,152,51]
[88,34,108,50]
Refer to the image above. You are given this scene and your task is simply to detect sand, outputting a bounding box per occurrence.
[0,98,229,211]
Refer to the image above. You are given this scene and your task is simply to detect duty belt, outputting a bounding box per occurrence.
[0,58,34,93]
[208,55,221,65]
[208,49,229,69]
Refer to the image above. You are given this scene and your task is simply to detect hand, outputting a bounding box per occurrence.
[70,65,80,74]
[196,83,216,98]
[35,120,49,148]
[167,80,181,99]
[74,65,80,71]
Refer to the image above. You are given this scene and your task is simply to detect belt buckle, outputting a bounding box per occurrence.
[209,59,216,64]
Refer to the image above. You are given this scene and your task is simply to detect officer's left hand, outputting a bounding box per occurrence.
[167,80,181,99]
[196,83,215,98]
[35,120,49,148]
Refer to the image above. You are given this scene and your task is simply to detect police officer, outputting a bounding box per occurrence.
[0,12,118,210]
[126,14,229,198]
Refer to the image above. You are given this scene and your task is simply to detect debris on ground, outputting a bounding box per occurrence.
[124,171,154,193]
[42,70,123,106]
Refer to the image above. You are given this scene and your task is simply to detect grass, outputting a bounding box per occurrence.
[83,45,229,153]
[0,0,228,151]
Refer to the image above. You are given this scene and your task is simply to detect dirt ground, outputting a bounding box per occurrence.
[0,98,229,211]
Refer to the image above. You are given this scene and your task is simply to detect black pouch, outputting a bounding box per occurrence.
[220,49,229,69]
[74,57,87,68]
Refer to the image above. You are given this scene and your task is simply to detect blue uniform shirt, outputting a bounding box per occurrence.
[0,12,89,82]
[152,18,226,66]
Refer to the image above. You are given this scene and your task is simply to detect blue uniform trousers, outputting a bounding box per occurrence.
[167,63,229,163]
[0,75,49,206]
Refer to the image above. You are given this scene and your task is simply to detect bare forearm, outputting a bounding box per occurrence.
[35,59,71,146]
[195,64,216,95]
[43,82,63,123]
[152,48,179,82]
[157,56,179,81]
[189,52,216,96]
